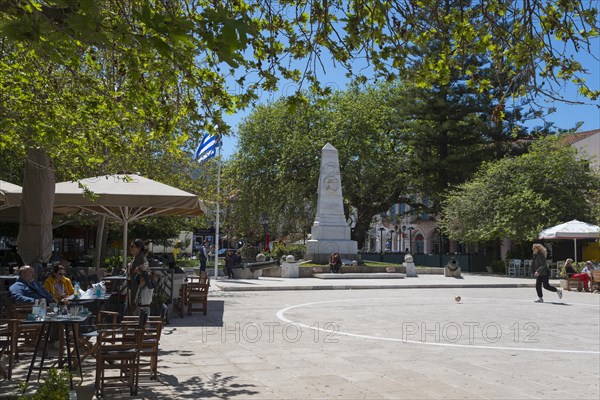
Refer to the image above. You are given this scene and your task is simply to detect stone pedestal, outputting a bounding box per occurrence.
[280,255,299,278]
[304,143,358,264]
[403,254,417,277]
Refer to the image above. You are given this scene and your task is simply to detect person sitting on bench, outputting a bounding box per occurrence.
[329,252,342,273]
[564,258,590,292]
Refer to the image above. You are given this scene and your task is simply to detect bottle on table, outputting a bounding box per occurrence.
[39,298,47,320]
[32,299,40,318]
[74,281,80,299]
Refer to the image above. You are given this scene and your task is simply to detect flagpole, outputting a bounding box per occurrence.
[214,137,222,281]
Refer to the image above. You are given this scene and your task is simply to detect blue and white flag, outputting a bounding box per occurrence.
[195,133,218,163]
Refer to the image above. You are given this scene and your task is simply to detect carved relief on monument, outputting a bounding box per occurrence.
[322,162,340,193]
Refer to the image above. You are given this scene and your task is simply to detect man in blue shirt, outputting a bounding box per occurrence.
[9,265,54,304]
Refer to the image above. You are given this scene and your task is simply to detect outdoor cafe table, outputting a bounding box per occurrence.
[23,314,87,390]
[102,275,127,294]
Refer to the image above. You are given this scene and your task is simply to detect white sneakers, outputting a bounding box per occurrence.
[557,289,563,299]
[534,298,544,303]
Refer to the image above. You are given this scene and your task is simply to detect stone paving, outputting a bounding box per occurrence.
[1,274,599,399]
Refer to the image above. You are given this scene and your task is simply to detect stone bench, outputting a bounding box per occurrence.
[232,260,279,279]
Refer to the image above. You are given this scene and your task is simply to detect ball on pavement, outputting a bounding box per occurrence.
[455,295,461,302]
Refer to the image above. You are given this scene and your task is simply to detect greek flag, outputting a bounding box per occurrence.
[195,133,218,163]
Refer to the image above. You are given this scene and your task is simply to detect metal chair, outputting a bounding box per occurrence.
[522,259,532,277]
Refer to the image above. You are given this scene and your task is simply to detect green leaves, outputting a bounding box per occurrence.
[441,136,600,243]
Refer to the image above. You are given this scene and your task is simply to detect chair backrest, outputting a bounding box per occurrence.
[96,310,119,325]
[8,304,32,320]
[96,324,143,354]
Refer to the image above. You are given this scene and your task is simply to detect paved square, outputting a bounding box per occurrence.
[3,281,599,399]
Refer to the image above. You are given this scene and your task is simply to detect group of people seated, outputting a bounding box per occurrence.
[563,259,596,292]
[9,264,75,305]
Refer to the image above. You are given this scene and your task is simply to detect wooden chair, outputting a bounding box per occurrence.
[187,280,209,316]
[77,310,120,367]
[8,304,40,363]
[122,314,163,380]
[95,324,143,397]
[173,282,188,318]
[0,319,16,379]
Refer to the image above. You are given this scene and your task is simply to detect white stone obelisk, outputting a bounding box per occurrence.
[305,143,358,263]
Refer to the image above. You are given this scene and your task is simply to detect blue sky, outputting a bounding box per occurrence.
[218,41,600,160]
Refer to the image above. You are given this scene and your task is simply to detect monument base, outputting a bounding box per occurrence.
[305,239,358,264]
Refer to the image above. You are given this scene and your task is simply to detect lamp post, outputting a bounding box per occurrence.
[407,227,414,254]
[433,227,443,267]
[378,227,385,261]
[401,225,406,253]
[259,214,269,250]
[394,225,399,253]
[389,228,395,252]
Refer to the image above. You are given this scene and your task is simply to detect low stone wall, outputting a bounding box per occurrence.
[261,265,444,277]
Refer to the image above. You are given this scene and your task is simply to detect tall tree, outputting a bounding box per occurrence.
[441,136,600,243]
[229,86,404,248]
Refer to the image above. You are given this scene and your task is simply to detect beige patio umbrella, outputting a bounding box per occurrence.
[0,180,22,223]
[53,174,207,271]
[16,149,55,265]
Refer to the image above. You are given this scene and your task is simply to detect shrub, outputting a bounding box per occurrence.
[491,260,505,274]
[18,368,71,400]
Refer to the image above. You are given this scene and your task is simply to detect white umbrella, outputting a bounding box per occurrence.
[538,219,600,263]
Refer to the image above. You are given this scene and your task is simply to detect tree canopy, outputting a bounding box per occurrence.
[440,136,600,243]
[1,0,598,250]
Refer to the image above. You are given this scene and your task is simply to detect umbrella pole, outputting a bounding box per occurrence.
[122,219,128,272]
[94,215,106,273]
[214,142,222,281]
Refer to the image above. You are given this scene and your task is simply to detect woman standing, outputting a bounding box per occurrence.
[43,265,75,304]
[532,243,562,302]
[127,238,153,315]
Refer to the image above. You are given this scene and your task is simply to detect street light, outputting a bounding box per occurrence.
[402,225,406,253]
[394,225,399,252]
[389,228,395,252]
[407,227,415,254]
[433,227,443,267]
[259,214,269,250]
[378,227,385,261]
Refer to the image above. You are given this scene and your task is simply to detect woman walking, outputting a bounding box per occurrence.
[532,243,562,303]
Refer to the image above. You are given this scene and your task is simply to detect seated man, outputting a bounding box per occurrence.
[9,265,54,304]
[581,261,596,292]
